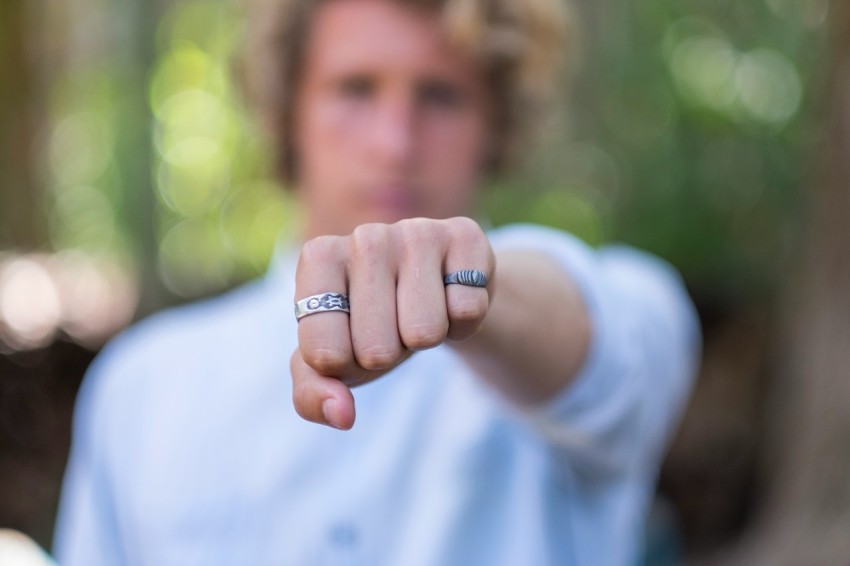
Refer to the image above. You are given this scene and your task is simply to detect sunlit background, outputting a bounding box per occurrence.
[3,0,823,334]
[41,0,293,300]
[1,0,842,562]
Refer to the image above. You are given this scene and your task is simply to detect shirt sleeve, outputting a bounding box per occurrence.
[488,224,701,479]
[53,344,129,565]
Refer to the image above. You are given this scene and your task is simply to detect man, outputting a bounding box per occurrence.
[55,0,700,564]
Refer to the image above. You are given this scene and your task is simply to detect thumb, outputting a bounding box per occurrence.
[290,348,356,430]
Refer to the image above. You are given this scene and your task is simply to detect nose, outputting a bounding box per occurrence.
[367,90,417,171]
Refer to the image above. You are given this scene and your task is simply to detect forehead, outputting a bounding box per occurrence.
[303,0,480,79]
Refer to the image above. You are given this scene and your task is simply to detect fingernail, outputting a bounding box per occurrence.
[322,399,340,429]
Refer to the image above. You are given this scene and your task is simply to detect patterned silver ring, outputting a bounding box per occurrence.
[295,292,350,321]
[443,269,488,288]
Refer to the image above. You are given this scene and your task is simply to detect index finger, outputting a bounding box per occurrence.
[295,236,359,380]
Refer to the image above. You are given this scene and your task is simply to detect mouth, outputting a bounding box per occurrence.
[361,184,420,218]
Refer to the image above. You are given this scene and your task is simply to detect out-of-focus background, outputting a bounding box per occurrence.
[1,0,847,563]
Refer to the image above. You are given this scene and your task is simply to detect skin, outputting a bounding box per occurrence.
[289,0,591,430]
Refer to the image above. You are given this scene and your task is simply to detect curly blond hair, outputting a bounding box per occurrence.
[239,0,571,182]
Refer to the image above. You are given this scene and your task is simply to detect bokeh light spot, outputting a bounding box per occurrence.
[670,36,738,111]
[734,49,802,126]
[220,181,292,272]
[48,185,117,252]
[158,218,233,297]
[48,112,114,188]
[0,259,61,350]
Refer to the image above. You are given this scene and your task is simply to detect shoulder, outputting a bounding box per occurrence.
[487,223,696,324]
[75,276,288,426]
[488,222,701,422]
[487,223,695,325]
[101,277,276,372]
[63,275,297,523]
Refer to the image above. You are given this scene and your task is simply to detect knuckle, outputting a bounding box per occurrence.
[449,293,489,323]
[302,347,349,376]
[448,216,483,243]
[401,322,447,350]
[356,343,401,370]
[398,217,436,252]
[300,235,342,265]
[397,217,430,233]
[351,223,390,257]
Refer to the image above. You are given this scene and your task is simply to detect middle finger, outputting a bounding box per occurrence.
[349,224,405,371]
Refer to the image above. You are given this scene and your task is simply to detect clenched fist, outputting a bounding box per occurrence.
[290,217,495,429]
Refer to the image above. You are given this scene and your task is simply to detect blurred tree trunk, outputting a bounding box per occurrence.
[715,2,850,564]
[113,0,169,316]
[0,0,49,249]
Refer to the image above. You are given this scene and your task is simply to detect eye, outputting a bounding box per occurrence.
[419,80,465,110]
[338,75,374,100]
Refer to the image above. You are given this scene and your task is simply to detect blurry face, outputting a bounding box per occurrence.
[293,0,491,237]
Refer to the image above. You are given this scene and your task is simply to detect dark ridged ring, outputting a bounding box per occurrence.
[443,269,488,288]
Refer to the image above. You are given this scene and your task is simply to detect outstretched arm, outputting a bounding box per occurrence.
[448,248,590,407]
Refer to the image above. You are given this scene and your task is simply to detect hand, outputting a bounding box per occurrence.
[290,217,495,429]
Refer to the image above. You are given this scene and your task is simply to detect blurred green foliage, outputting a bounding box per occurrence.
[42,0,826,304]
[488,0,825,307]
[47,72,128,256]
[149,2,293,297]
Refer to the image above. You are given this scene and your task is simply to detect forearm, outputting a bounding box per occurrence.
[450,249,591,406]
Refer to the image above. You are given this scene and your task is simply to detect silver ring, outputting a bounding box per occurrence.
[295,292,350,321]
[444,269,488,288]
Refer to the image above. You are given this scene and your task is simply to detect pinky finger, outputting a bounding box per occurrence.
[290,348,356,430]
